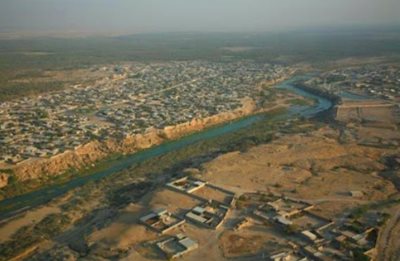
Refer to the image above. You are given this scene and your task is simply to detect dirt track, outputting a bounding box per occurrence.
[377,206,400,261]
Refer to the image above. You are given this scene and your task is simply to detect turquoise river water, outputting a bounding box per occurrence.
[0,75,332,220]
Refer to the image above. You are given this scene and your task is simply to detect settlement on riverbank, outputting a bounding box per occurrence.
[0,73,330,220]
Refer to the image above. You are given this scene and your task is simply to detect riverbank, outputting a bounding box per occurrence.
[3,111,397,261]
[0,73,344,261]
[0,108,289,219]
[292,82,341,105]
[0,108,299,260]
[0,74,330,217]
[0,75,298,199]
[1,98,255,188]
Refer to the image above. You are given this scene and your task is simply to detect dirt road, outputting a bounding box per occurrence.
[377,205,400,261]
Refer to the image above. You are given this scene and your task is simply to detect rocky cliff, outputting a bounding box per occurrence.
[11,98,257,183]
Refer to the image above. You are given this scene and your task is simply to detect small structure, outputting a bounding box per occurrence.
[330,226,379,259]
[156,234,198,259]
[274,215,293,226]
[267,198,314,219]
[336,227,377,246]
[167,177,207,194]
[301,230,318,242]
[185,200,229,229]
[269,251,308,261]
[140,208,185,234]
[302,245,325,260]
[253,203,276,221]
[233,217,251,231]
[349,191,364,198]
[291,211,333,231]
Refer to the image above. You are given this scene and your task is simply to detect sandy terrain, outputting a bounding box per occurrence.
[356,125,400,140]
[88,188,200,250]
[199,127,397,218]
[336,100,399,124]
[147,188,202,215]
[82,125,399,260]
[87,188,228,260]
[2,111,399,260]
[88,203,157,250]
[192,186,233,205]
[0,206,60,242]
[219,225,290,259]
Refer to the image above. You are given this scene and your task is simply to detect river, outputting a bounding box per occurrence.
[0,74,333,220]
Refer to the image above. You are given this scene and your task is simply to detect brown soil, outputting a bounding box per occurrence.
[200,127,398,217]
[219,226,290,258]
[192,186,232,205]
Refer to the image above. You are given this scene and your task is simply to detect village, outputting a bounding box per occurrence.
[0,59,398,260]
[0,87,398,261]
[305,64,400,102]
[126,175,384,260]
[0,61,292,165]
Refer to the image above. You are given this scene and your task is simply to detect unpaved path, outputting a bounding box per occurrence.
[377,205,400,261]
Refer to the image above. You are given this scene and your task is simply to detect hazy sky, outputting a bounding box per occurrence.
[1,0,400,34]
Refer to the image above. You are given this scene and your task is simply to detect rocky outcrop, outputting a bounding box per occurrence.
[11,98,257,183]
[162,98,256,140]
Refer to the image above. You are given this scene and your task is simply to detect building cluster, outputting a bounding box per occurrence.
[250,196,380,261]
[131,176,386,260]
[0,61,292,164]
[306,64,400,101]
[139,176,235,259]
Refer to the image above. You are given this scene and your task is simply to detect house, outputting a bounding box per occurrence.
[301,230,318,242]
[140,208,185,234]
[269,251,308,261]
[267,198,314,218]
[166,176,207,194]
[156,234,198,259]
[349,191,363,198]
[274,215,293,226]
[185,201,229,229]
